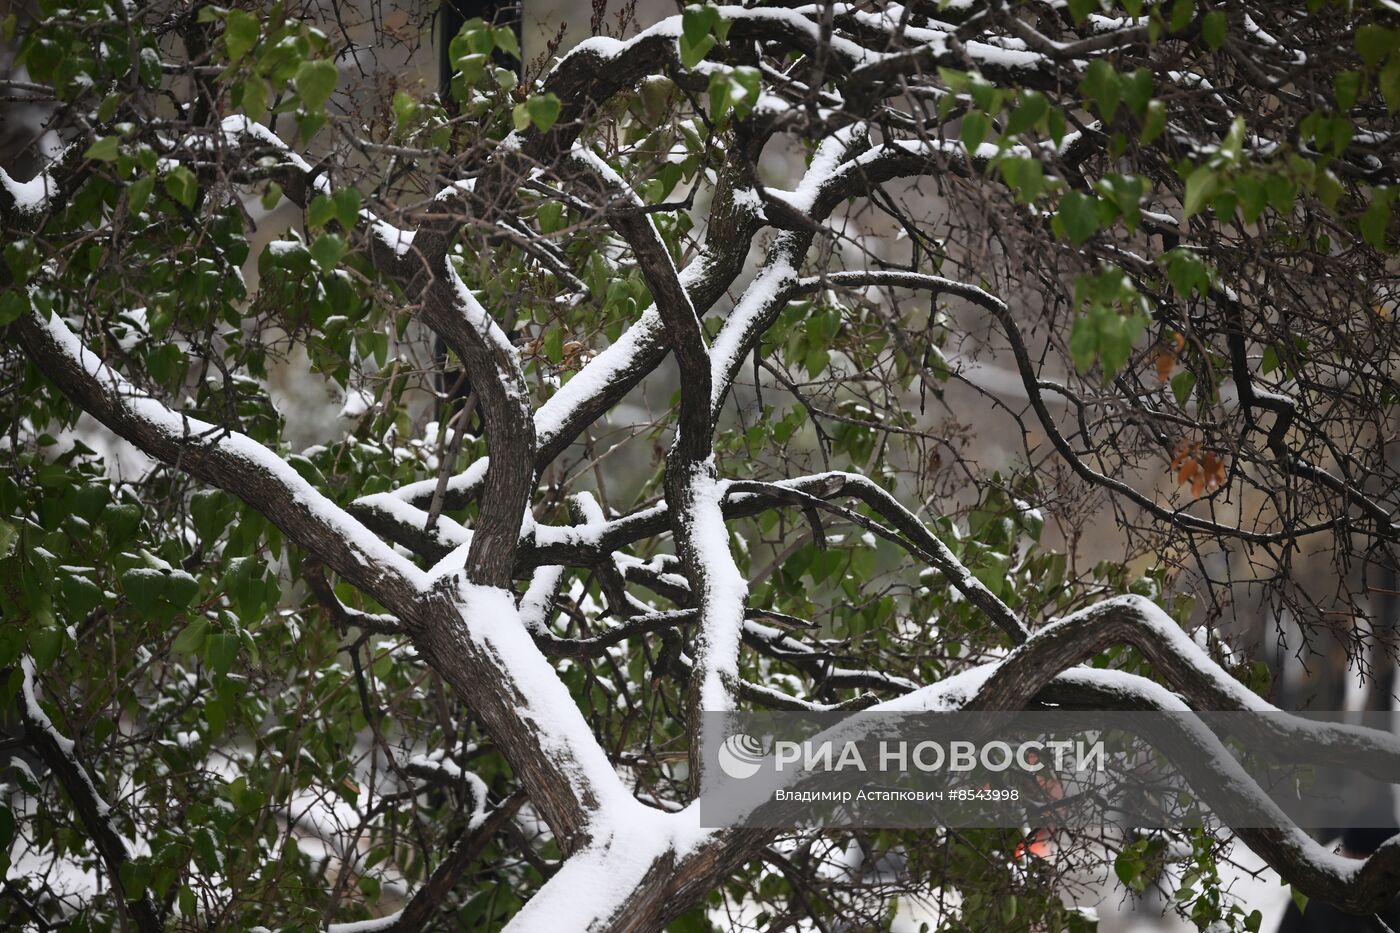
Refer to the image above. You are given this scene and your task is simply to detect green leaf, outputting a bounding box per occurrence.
[1115,850,1145,890]
[1081,60,1121,122]
[960,111,989,152]
[59,572,103,616]
[525,93,562,132]
[1005,91,1048,136]
[1055,191,1101,246]
[1168,0,1195,33]
[1171,370,1196,407]
[333,188,361,230]
[1335,71,1361,112]
[172,618,211,656]
[1097,174,1144,231]
[1201,10,1226,50]
[682,5,719,47]
[1381,59,1400,114]
[1069,316,1099,373]
[203,694,228,735]
[308,194,336,229]
[0,518,16,560]
[1360,196,1391,250]
[119,860,151,900]
[165,571,200,609]
[707,71,734,122]
[1162,248,1211,296]
[84,137,120,162]
[1047,106,1067,148]
[299,110,328,144]
[1182,165,1218,218]
[1316,169,1344,213]
[121,568,166,613]
[392,91,419,131]
[0,627,24,668]
[237,77,268,121]
[225,9,259,62]
[204,632,240,676]
[164,165,198,209]
[1356,25,1394,69]
[537,200,566,235]
[1140,99,1166,146]
[731,66,761,117]
[1097,311,1144,378]
[679,32,716,69]
[190,490,230,542]
[128,174,155,216]
[1235,174,1266,222]
[452,19,494,58]
[1121,69,1153,118]
[295,59,339,110]
[103,502,143,543]
[1066,0,1099,23]
[192,826,222,872]
[1265,173,1296,211]
[679,5,722,67]
[493,26,520,59]
[310,233,347,270]
[0,290,28,327]
[999,157,1045,204]
[30,627,63,672]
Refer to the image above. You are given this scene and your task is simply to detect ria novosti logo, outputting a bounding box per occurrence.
[715,733,1107,780]
[716,733,767,779]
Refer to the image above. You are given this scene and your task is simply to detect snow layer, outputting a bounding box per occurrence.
[1,165,54,212]
[33,309,427,590]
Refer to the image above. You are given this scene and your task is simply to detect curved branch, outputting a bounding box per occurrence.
[17,659,165,933]
[417,264,537,587]
[386,792,527,931]
[13,309,425,606]
[811,269,1338,545]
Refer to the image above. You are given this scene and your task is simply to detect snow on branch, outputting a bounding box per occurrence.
[14,308,427,603]
[412,262,536,587]
[17,659,165,933]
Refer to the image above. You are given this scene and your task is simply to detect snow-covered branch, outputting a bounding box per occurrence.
[17,659,164,933]
[13,309,426,603]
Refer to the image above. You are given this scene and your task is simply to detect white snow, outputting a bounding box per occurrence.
[1,165,54,213]
[685,463,749,712]
[709,246,800,408]
[327,911,404,932]
[503,803,715,931]
[338,388,376,419]
[445,261,527,394]
[219,115,416,256]
[21,657,129,845]
[453,581,632,811]
[21,657,75,756]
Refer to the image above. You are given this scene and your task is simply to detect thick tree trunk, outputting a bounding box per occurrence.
[503,821,765,932]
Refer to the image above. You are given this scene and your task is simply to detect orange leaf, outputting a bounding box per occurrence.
[1156,351,1175,382]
